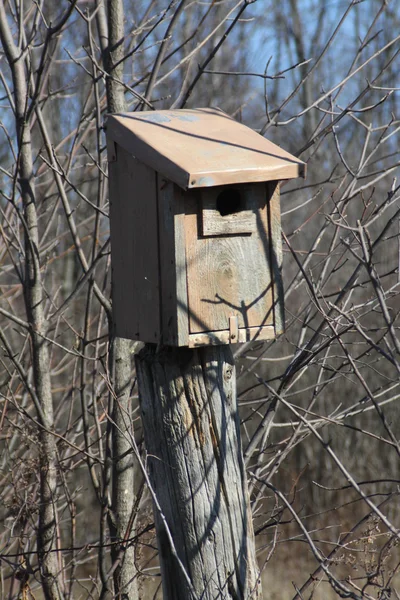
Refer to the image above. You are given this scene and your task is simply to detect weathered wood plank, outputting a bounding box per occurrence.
[157,179,189,345]
[185,186,274,335]
[201,186,258,236]
[109,146,160,342]
[188,325,275,347]
[267,182,285,335]
[135,345,262,600]
[107,109,306,190]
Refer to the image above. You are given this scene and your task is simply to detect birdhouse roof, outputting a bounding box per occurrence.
[107,108,306,190]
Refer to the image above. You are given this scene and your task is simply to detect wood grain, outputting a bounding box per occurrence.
[109,147,283,346]
[136,345,262,599]
[267,182,285,335]
[188,325,275,347]
[185,186,274,335]
[157,179,189,346]
[201,186,258,236]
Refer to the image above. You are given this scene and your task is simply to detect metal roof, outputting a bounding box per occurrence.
[107,108,306,190]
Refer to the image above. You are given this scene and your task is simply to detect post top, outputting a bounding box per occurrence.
[107,108,306,190]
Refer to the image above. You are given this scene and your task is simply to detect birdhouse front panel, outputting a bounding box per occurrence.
[184,184,274,334]
[106,108,305,347]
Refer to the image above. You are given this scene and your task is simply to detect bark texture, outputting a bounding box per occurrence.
[109,337,138,600]
[135,345,262,600]
[103,1,139,596]
[105,0,126,114]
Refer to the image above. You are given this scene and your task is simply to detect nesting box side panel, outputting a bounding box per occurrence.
[268,182,285,335]
[109,145,161,342]
[157,179,189,346]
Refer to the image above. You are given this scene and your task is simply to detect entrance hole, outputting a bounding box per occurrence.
[216,188,243,216]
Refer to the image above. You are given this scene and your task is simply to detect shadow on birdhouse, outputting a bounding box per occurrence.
[106,108,306,347]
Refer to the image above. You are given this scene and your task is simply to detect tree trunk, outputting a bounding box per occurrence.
[109,336,138,600]
[100,0,140,596]
[0,6,64,599]
[135,345,262,600]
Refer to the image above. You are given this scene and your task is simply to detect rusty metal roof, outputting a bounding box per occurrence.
[107,108,306,189]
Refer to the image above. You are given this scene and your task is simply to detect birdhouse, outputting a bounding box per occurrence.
[106,108,305,347]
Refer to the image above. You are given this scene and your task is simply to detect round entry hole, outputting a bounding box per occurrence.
[216,188,243,216]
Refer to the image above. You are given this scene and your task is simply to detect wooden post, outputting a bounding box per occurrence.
[135,344,262,600]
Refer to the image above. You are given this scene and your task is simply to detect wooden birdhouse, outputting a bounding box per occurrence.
[106,108,305,347]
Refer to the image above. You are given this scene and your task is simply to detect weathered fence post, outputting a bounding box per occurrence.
[135,344,261,599]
